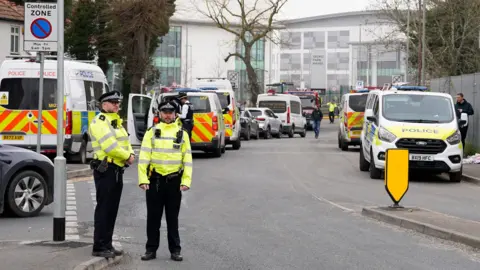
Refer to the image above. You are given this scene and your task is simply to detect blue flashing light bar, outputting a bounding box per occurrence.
[173,87,202,92]
[356,89,369,93]
[394,85,428,91]
[199,87,219,90]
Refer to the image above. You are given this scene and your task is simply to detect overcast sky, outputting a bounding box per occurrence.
[280,0,371,19]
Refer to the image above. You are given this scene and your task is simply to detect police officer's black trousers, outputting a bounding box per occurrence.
[460,125,469,148]
[182,121,193,140]
[145,173,182,254]
[93,164,123,252]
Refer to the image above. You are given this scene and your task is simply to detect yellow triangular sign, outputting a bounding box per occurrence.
[0,94,6,99]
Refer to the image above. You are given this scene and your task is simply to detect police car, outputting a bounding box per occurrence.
[359,85,468,182]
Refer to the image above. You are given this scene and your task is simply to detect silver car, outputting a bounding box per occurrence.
[245,107,283,139]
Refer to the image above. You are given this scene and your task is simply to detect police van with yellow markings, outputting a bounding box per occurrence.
[338,89,369,151]
[359,85,468,182]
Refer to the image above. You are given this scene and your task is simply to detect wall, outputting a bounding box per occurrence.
[430,74,480,152]
[0,20,24,63]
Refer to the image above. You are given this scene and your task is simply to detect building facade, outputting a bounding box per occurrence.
[0,1,25,63]
[148,18,274,103]
[272,11,407,90]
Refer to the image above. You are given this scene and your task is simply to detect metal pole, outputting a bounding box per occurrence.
[421,0,426,86]
[36,52,44,153]
[184,24,189,86]
[406,3,410,82]
[53,0,66,242]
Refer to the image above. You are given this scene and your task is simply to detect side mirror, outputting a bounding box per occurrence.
[222,107,230,114]
[274,115,279,118]
[365,109,376,122]
[459,112,468,127]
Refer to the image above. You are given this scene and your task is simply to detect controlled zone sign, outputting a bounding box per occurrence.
[384,148,409,205]
[24,2,58,52]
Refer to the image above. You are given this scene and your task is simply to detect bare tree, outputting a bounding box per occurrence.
[194,0,288,104]
[210,57,227,77]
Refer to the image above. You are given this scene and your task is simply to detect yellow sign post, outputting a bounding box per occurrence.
[384,148,409,207]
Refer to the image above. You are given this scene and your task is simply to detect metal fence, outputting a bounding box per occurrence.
[430,74,480,152]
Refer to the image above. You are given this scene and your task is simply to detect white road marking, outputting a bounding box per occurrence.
[65,180,81,240]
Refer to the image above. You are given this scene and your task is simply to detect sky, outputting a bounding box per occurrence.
[176,0,372,21]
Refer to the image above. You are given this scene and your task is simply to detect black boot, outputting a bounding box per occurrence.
[92,250,115,258]
[170,252,183,261]
[110,248,124,256]
[141,252,156,261]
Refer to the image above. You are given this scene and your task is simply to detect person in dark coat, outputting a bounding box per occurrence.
[455,93,474,148]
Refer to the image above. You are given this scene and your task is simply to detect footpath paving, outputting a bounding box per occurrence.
[0,164,122,270]
[462,164,480,185]
[362,207,480,250]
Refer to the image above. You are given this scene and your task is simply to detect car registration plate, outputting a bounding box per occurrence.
[2,135,24,140]
[351,131,361,136]
[409,154,434,161]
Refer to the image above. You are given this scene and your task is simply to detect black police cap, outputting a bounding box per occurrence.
[98,91,123,103]
[158,101,176,112]
[178,92,188,99]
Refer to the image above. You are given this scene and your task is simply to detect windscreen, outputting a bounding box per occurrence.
[189,96,211,113]
[0,78,57,110]
[216,92,230,108]
[382,94,454,123]
[248,109,263,117]
[348,94,368,112]
[258,100,287,113]
[300,97,315,108]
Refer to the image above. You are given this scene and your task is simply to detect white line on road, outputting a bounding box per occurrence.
[65,181,81,240]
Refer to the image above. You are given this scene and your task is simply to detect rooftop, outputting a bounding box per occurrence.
[281,10,381,24]
[0,0,23,22]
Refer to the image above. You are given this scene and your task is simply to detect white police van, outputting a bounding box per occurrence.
[359,85,467,182]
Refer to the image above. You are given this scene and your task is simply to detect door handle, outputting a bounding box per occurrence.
[0,159,12,164]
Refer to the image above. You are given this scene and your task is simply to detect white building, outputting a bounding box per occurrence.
[148,17,276,102]
[0,1,25,63]
[271,11,407,90]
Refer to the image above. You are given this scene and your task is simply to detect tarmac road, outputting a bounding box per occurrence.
[106,122,480,270]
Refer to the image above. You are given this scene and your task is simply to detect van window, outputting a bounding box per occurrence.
[291,101,301,114]
[85,81,104,111]
[189,96,211,113]
[248,109,263,117]
[216,92,230,108]
[348,94,368,112]
[258,100,287,113]
[70,79,88,111]
[0,78,57,110]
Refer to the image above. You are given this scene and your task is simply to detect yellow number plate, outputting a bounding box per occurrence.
[2,135,24,140]
[352,131,361,135]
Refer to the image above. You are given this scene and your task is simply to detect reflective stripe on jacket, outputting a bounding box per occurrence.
[138,121,193,187]
[88,112,133,167]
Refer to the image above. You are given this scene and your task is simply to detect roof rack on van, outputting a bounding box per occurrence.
[196,77,227,80]
[5,55,97,64]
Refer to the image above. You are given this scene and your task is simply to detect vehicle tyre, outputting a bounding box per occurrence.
[253,128,259,140]
[274,126,281,138]
[359,148,370,172]
[213,146,222,157]
[340,139,348,151]
[369,150,382,179]
[6,170,48,217]
[338,132,342,149]
[449,169,462,182]
[264,127,271,139]
[232,138,241,150]
[70,140,88,164]
[221,144,226,153]
[245,127,251,141]
[300,126,306,137]
[288,126,294,138]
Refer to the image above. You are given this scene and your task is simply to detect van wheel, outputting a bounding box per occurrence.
[288,126,294,138]
[71,140,88,164]
[213,146,222,157]
[369,150,382,179]
[221,145,226,153]
[232,138,241,150]
[449,168,462,182]
[359,148,370,172]
[340,139,348,151]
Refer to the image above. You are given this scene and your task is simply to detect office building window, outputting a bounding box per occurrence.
[10,26,19,54]
[153,26,182,86]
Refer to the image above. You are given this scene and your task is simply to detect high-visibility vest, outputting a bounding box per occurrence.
[328,102,336,112]
[89,112,133,167]
[138,121,193,187]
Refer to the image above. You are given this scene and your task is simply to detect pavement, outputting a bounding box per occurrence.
[462,164,480,185]
[6,123,480,269]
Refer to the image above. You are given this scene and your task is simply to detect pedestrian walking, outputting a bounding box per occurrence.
[311,105,323,139]
[88,91,135,258]
[178,92,194,139]
[327,101,337,124]
[138,100,193,262]
[455,93,474,148]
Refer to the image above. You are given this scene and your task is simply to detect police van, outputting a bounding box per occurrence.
[338,90,369,151]
[256,90,307,138]
[127,88,227,157]
[0,55,109,164]
[359,85,467,182]
[191,78,241,150]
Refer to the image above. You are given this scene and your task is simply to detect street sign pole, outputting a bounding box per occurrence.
[36,52,44,153]
[53,0,66,242]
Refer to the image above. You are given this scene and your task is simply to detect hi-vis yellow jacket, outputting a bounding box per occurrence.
[138,121,193,187]
[88,112,134,167]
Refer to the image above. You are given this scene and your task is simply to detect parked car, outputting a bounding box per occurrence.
[245,107,283,139]
[0,145,54,217]
[240,110,260,140]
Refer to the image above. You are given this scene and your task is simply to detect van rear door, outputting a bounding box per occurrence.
[346,94,368,137]
[189,95,216,143]
[127,94,152,146]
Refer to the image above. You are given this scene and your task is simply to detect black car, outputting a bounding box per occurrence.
[240,110,260,140]
[0,145,54,217]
